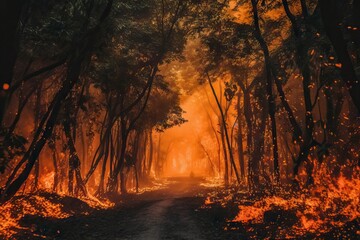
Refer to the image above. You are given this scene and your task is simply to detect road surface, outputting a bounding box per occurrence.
[16,177,227,240]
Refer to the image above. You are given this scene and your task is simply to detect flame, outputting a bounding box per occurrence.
[40,171,55,190]
[205,196,213,205]
[0,192,114,239]
[234,205,264,223]
[208,167,360,238]
[0,195,70,239]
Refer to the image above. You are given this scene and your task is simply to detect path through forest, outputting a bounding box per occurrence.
[15,177,229,240]
[118,177,210,240]
[7,177,360,239]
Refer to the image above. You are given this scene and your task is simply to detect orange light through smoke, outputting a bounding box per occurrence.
[2,83,10,91]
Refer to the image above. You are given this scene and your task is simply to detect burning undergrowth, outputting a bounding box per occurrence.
[202,169,360,239]
[127,178,173,194]
[0,191,114,239]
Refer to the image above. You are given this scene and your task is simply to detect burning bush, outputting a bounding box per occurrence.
[0,191,113,239]
[204,168,360,239]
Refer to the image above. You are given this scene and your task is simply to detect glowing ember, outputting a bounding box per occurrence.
[0,192,114,239]
[204,196,213,205]
[2,83,10,91]
[227,171,360,238]
[0,195,69,239]
[198,168,360,238]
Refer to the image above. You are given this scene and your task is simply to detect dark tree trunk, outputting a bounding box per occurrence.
[98,135,110,195]
[204,100,221,176]
[63,115,87,197]
[132,132,141,192]
[0,0,25,125]
[236,92,245,180]
[147,130,154,175]
[84,118,114,184]
[236,81,255,187]
[81,125,87,175]
[273,71,302,140]
[108,117,129,194]
[134,163,139,193]
[1,78,72,203]
[207,73,240,185]
[324,87,343,143]
[220,122,229,186]
[48,135,59,192]
[352,0,360,47]
[155,134,162,176]
[319,0,360,115]
[141,131,148,178]
[0,0,113,204]
[282,0,317,186]
[32,82,43,191]
[250,0,280,183]
[120,171,127,194]
[5,86,37,140]
[252,90,268,186]
[243,90,254,186]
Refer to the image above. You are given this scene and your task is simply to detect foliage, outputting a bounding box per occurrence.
[0,128,27,174]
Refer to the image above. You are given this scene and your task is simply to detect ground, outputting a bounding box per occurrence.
[4,177,360,240]
[10,177,231,240]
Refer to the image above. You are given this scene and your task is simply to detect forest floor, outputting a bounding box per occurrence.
[1,177,359,239]
[3,177,227,240]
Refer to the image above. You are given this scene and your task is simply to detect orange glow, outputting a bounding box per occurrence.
[205,196,213,205]
[2,83,10,90]
[0,195,70,239]
[225,168,360,238]
[0,192,114,239]
[1,1,359,239]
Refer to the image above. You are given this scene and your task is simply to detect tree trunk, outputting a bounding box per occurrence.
[147,130,154,175]
[351,0,360,56]
[252,92,267,186]
[155,133,162,177]
[49,136,59,192]
[120,171,127,194]
[32,83,42,191]
[282,0,317,186]
[250,0,280,183]
[0,0,113,204]
[220,122,229,186]
[204,106,221,176]
[236,92,245,180]
[273,72,302,140]
[108,117,129,194]
[6,86,37,139]
[1,81,71,203]
[98,136,110,195]
[141,131,148,178]
[207,73,241,185]
[243,89,254,186]
[63,115,87,197]
[319,0,360,115]
[0,0,25,125]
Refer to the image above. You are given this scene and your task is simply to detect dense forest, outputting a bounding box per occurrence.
[0,0,359,239]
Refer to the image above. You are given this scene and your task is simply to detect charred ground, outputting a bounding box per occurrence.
[1,177,359,240]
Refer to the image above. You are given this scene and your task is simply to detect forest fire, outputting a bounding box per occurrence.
[1,0,360,239]
[221,168,360,238]
[0,194,69,239]
[0,191,116,239]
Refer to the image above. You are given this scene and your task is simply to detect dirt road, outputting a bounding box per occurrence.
[15,177,227,240]
[13,177,358,239]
